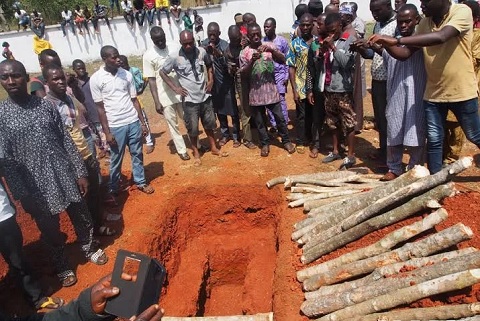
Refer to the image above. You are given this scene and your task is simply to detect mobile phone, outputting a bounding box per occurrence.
[105,250,166,318]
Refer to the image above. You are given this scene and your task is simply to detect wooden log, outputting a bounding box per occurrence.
[339,158,472,232]
[302,166,461,247]
[303,223,473,291]
[286,193,308,201]
[349,303,480,321]
[301,183,454,261]
[316,269,480,321]
[288,190,362,208]
[163,313,274,321]
[303,167,429,240]
[286,174,362,188]
[265,171,356,189]
[304,248,478,299]
[297,208,448,281]
[301,251,480,316]
[291,184,380,194]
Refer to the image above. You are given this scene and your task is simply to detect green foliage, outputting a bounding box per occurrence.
[18,0,110,24]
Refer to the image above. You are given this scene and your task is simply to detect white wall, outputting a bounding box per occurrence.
[0,0,422,72]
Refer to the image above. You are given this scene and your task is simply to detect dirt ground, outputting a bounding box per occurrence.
[0,60,479,320]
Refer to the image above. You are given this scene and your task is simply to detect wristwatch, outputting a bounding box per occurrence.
[396,35,402,46]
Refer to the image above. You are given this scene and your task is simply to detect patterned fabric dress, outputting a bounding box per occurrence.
[0,96,87,215]
[383,50,426,147]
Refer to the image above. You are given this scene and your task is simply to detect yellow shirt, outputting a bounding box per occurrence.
[155,0,169,7]
[417,4,478,102]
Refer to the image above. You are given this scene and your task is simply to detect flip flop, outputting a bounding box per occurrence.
[212,151,229,157]
[36,296,65,310]
[309,148,319,159]
[137,184,155,194]
[58,270,77,287]
[194,158,202,166]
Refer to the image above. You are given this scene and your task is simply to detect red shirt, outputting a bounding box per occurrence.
[144,0,155,9]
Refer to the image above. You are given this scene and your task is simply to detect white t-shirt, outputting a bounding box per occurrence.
[14,9,27,20]
[143,45,181,107]
[62,10,73,21]
[121,0,133,12]
[90,67,139,128]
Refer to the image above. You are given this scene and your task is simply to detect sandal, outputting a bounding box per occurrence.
[95,226,116,236]
[309,147,319,159]
[233,140,241,148]
[58,270,77,287]
[35,296,65,310]
[194,158,202,166]
[244,141,257,149]
[296,145,306,154]
[212,150,229,157]
[137,184,155,194]
[88,249,108,265]
[219,137,230,146]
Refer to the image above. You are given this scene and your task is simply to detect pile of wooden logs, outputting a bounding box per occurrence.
[267,157,480,321]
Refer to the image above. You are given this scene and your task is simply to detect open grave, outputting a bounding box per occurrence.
[145,185,283,318]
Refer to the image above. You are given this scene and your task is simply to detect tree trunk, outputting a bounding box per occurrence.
[303,223,473,291]
[339,158,472,232]
[297,208,448,281]
[301,251,480,316]
[291,184,381,194]
[316,269,480,321]
[304,248,478,299]
[304,166,429,214]
[301,183,454,262]
[266,171,356,189]
[349,303,480,321]
[288,190,362,208]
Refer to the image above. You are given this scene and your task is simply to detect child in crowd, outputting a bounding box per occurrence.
[182,8,193,32]
[74,5,88,35]
[319,13,357,169]
[2,42,14,60]
[170,0,181,22]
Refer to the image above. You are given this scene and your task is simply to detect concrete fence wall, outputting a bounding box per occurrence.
[0,0,422,72]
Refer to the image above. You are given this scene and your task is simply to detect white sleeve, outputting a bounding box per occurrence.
[89,74,103,103]
[127,72,137,98]
[142,51,156,78]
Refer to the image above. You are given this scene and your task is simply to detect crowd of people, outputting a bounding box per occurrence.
[0,0,480,319]
[0,0,210,36]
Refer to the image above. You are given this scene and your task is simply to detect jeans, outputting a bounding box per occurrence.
[371,80,388,159]
[30,22,45,38]
[109,120,146,193]
[0,217,43,306]
[251,102,291,146]
[424,98,480,174]
[157,7,170,23]
[110,0,120,12]
[123,11,134,25]
[145,8,156,25]
[135,10,145,26]
[61,19,75,35]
